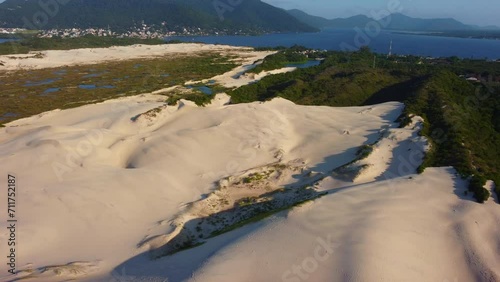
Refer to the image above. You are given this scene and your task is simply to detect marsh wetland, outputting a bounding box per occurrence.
[0,52,238,124]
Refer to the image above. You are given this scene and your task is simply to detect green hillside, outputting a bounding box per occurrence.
[230,48,500,202]
[287,10,491,32]
[0,0,318,33]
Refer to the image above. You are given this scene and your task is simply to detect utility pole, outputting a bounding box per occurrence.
[388,39,393,58]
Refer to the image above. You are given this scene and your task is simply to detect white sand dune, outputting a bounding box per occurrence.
[183,167,500,282]
[212,66,297,88]
[74,100,498,282]
[0,93,498,282]
[183,50,288,89]
[0,93,415,281]
[336,115,430,183]
[0,43,270,71]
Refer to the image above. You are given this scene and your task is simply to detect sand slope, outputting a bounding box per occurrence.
[0,43,271,71]
[0,94,412,281]
[184,167,500,282]
[0,93,498,282]
[2,43,498,282]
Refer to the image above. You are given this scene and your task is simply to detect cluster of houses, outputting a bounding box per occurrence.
[38,28,116,38]
[0,28,26,34]
[34,22,251,39]
[36,22,178,39]
[461,74,500,83]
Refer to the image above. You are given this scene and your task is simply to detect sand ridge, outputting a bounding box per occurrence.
[0,43,271,71]
[0,92,410,281]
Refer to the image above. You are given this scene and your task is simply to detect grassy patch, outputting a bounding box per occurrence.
[0,52,237,124]
[209,193,327,238]
[356,145,374,160]
[236,197,258,207]
[166,92,214,107]
[242,171,274,183]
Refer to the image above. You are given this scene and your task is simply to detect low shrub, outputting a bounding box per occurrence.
[468,175,490,203]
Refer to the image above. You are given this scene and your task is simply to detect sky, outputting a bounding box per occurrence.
[263,0,500,27]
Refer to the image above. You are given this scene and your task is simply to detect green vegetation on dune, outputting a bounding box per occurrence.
[166,92,214,107]
[405,72,498,170]
[208,193,327,239]
[468,175,490,203]
[1,40,498,203]
[229,47,500,203]
[248,46,309,74]
[400,71,500,202]
[230,47,423,106]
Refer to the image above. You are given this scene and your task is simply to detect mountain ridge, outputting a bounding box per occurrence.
[0,0,318,33]
[287,9,499,31]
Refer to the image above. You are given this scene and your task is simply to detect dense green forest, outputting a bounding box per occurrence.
[0,0,317,34]
[229,47,500,203]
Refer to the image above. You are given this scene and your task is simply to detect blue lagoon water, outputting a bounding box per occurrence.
[187,85,213,95]
[24,78,59,87]
[44,87,60,93]
[0,38,17,44]
[79,84,97,89]
[166,28,500,60]
[39,88,60,96]
[79,84,116,89]
[82,72,108,78]
[286,60,322,68]
[0,112,19,121]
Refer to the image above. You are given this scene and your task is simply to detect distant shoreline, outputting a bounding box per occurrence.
[0,34,20,39]
[391,30,500,41]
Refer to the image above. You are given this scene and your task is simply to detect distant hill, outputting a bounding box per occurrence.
[288,9,372,29]
[384,13,471,31]
[287,9,334,28]
[288,10,498,32]
[0,0,318,33]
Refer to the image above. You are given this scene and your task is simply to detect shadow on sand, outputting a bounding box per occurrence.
[110,112,406,281]
[110,179,367,282]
